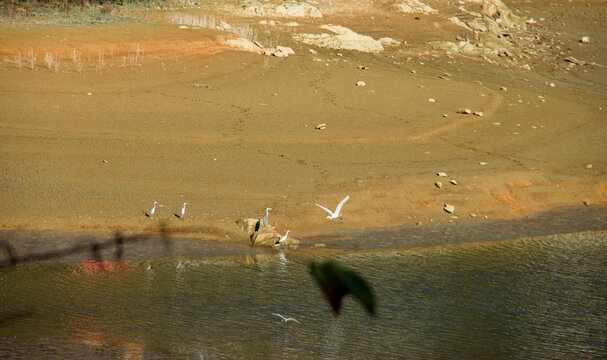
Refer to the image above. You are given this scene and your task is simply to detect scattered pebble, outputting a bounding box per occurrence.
[479,162,488,166]
[192,83,210,88]
[457,108,472,114]
[435,181,443,189]
[580,36,590,43]
[473,111,484,117]
[315,123,326,130]
[443,203,455,214]
[500,86,508,91]
[449,179,458,185]
[416,221,424,226]
[358,65,368,70]
[547,82,556,88]
[356,80,366,87]
[87,92,92,96]
[428,98,436,103]
[309,48,318,54]
[437,172,448,177]
[582,200,590,206]
[469,213,477,218]
[410,70,416,74]
[102,159,108,164]
[442,113,448,118]
[586,164,593,169]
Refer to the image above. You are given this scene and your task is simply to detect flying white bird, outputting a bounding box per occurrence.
[263,207,272,227]
[316,195,350,220]
[277,230,290,245]
[272,313,300,323]
[149,201,157,217]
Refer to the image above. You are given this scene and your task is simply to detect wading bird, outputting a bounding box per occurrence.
[276,230,290,245]
[272,313,300,323]
[175,202,187,218]
[316,195,350,220]
[147,201,158,217]
[263,207,272,227]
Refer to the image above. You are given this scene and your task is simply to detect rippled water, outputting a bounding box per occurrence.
[1,231,606,359]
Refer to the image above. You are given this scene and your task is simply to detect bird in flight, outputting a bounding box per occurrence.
[263,207,272,227]
[276,230,290,245]
[272,313,300,323]
[316,195,350,220]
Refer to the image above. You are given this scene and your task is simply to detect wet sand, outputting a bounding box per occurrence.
[1,0,606,252]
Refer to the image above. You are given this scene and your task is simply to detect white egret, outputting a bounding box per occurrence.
[277,230,290,245]
[148,201,157,217]
[263,207,272,227]
[175,202,187,218]
[316,195,350,220]
[272,313,300,323]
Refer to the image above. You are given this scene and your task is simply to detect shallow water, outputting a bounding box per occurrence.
[1,231,606,359]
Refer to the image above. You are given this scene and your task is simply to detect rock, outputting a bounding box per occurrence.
[473,111,484,117]
[379,37,401,47]
[236,218,262,236]
[435,181,443,189]
[309,48,318,54]
[275,3,322,18]
[263,46,295,57]
[469,213,477,218]
[428,98,436,103]
[500,86,508,91]
[580,36,590,43]
[449,179,458,185]
[358,65,368,70]
[582,200,590,206]
[315,123,326,130]
[457,108,472,114]
[437,172,448,177]
[356,80,366,87]
[251,229,280,246]
[253,40,264,48]
[443,203,455,214]
[293,25,384,53]
[586,164,593,169]
[224,37,263,54]
[479,161,488,166]
[394,0,437,14]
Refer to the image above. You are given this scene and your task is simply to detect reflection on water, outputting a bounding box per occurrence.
[1,232,606,359]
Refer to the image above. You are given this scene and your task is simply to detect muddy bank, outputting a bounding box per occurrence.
[1,0,606,247]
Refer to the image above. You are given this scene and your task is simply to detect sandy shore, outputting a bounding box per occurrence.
[1,0,606,247]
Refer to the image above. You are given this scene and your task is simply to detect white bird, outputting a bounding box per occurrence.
[149,201,157,217]
[316,195,350,220]
[180,202,187,218]
[277,230,290,245]
[263,207,272,227]
[272,313,300,323]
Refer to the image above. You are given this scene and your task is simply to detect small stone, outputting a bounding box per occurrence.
[580,36,590,43]
[437,172,448,177]
[416,221,424,226]
[449,179,458,185]
[473,111,484,117]
[582,200,590,206]
[428,98,436,103]
[443,203,455,214]
[469,213,477,218]
[253,41,264,48]
[547,82,556,88]
[358,65,368,70]
[479,162,488,166]
[315,123,326,130]
[442,114,448,118]
[410,70,416,74]
[102,159,108,164]
[585,164,593,169]
[435,181,443,189]
[457,108,472,114]
[500,86,508,91]
[309,48,318,54]
[356,80,366,87]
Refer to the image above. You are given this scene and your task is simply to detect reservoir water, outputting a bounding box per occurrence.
[1,230,606,359]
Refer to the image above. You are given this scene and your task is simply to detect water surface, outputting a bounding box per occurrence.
[1,231,606,359]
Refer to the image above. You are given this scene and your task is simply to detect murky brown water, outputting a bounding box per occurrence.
[1,230,606,359]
